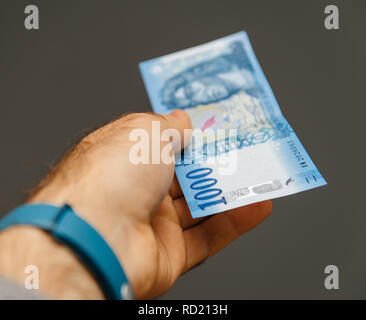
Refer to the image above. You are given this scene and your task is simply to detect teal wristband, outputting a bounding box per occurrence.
[0,204,133,300]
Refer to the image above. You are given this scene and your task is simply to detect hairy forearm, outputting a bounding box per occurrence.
[0,225,104,299]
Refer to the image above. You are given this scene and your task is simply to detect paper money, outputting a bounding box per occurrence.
[139,31,326,218]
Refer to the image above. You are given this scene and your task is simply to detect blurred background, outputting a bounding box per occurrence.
[0,0,364,299]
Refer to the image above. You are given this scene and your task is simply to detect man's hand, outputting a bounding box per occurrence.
[0,110,272,299]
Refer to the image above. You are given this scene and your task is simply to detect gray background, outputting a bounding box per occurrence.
[0,0,364,299]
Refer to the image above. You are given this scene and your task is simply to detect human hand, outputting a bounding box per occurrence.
[0,110,272,299]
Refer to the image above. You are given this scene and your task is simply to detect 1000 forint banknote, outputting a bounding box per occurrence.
[140,31,326,218]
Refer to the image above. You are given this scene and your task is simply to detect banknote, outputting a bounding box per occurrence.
[139,31,326,218]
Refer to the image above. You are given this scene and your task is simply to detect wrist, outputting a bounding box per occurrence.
[28,175,142,297]
[0,225,104,299]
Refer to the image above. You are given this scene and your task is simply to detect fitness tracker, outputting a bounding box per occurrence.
[0,203,133,300]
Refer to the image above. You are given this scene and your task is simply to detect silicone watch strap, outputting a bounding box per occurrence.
[0,203,133,300]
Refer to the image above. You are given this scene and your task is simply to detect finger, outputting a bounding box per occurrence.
[162,110,192,151]
[169,175,183,199]
[172,197,206,229]
[123,110,191,163]
[183,200,272,272]
[112,110,191,152]
[115,110,191,217]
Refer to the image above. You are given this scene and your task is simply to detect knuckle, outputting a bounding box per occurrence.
[121,112,167,126]
[119,112,171,131]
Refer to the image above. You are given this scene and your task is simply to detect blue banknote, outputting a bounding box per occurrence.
[139,31,327,218]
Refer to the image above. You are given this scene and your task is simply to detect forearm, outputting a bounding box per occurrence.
[0,225,104,299]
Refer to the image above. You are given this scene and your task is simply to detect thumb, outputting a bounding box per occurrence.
[162,110,192,152]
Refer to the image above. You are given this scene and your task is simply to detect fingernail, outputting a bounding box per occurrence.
[170,110,184,119]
